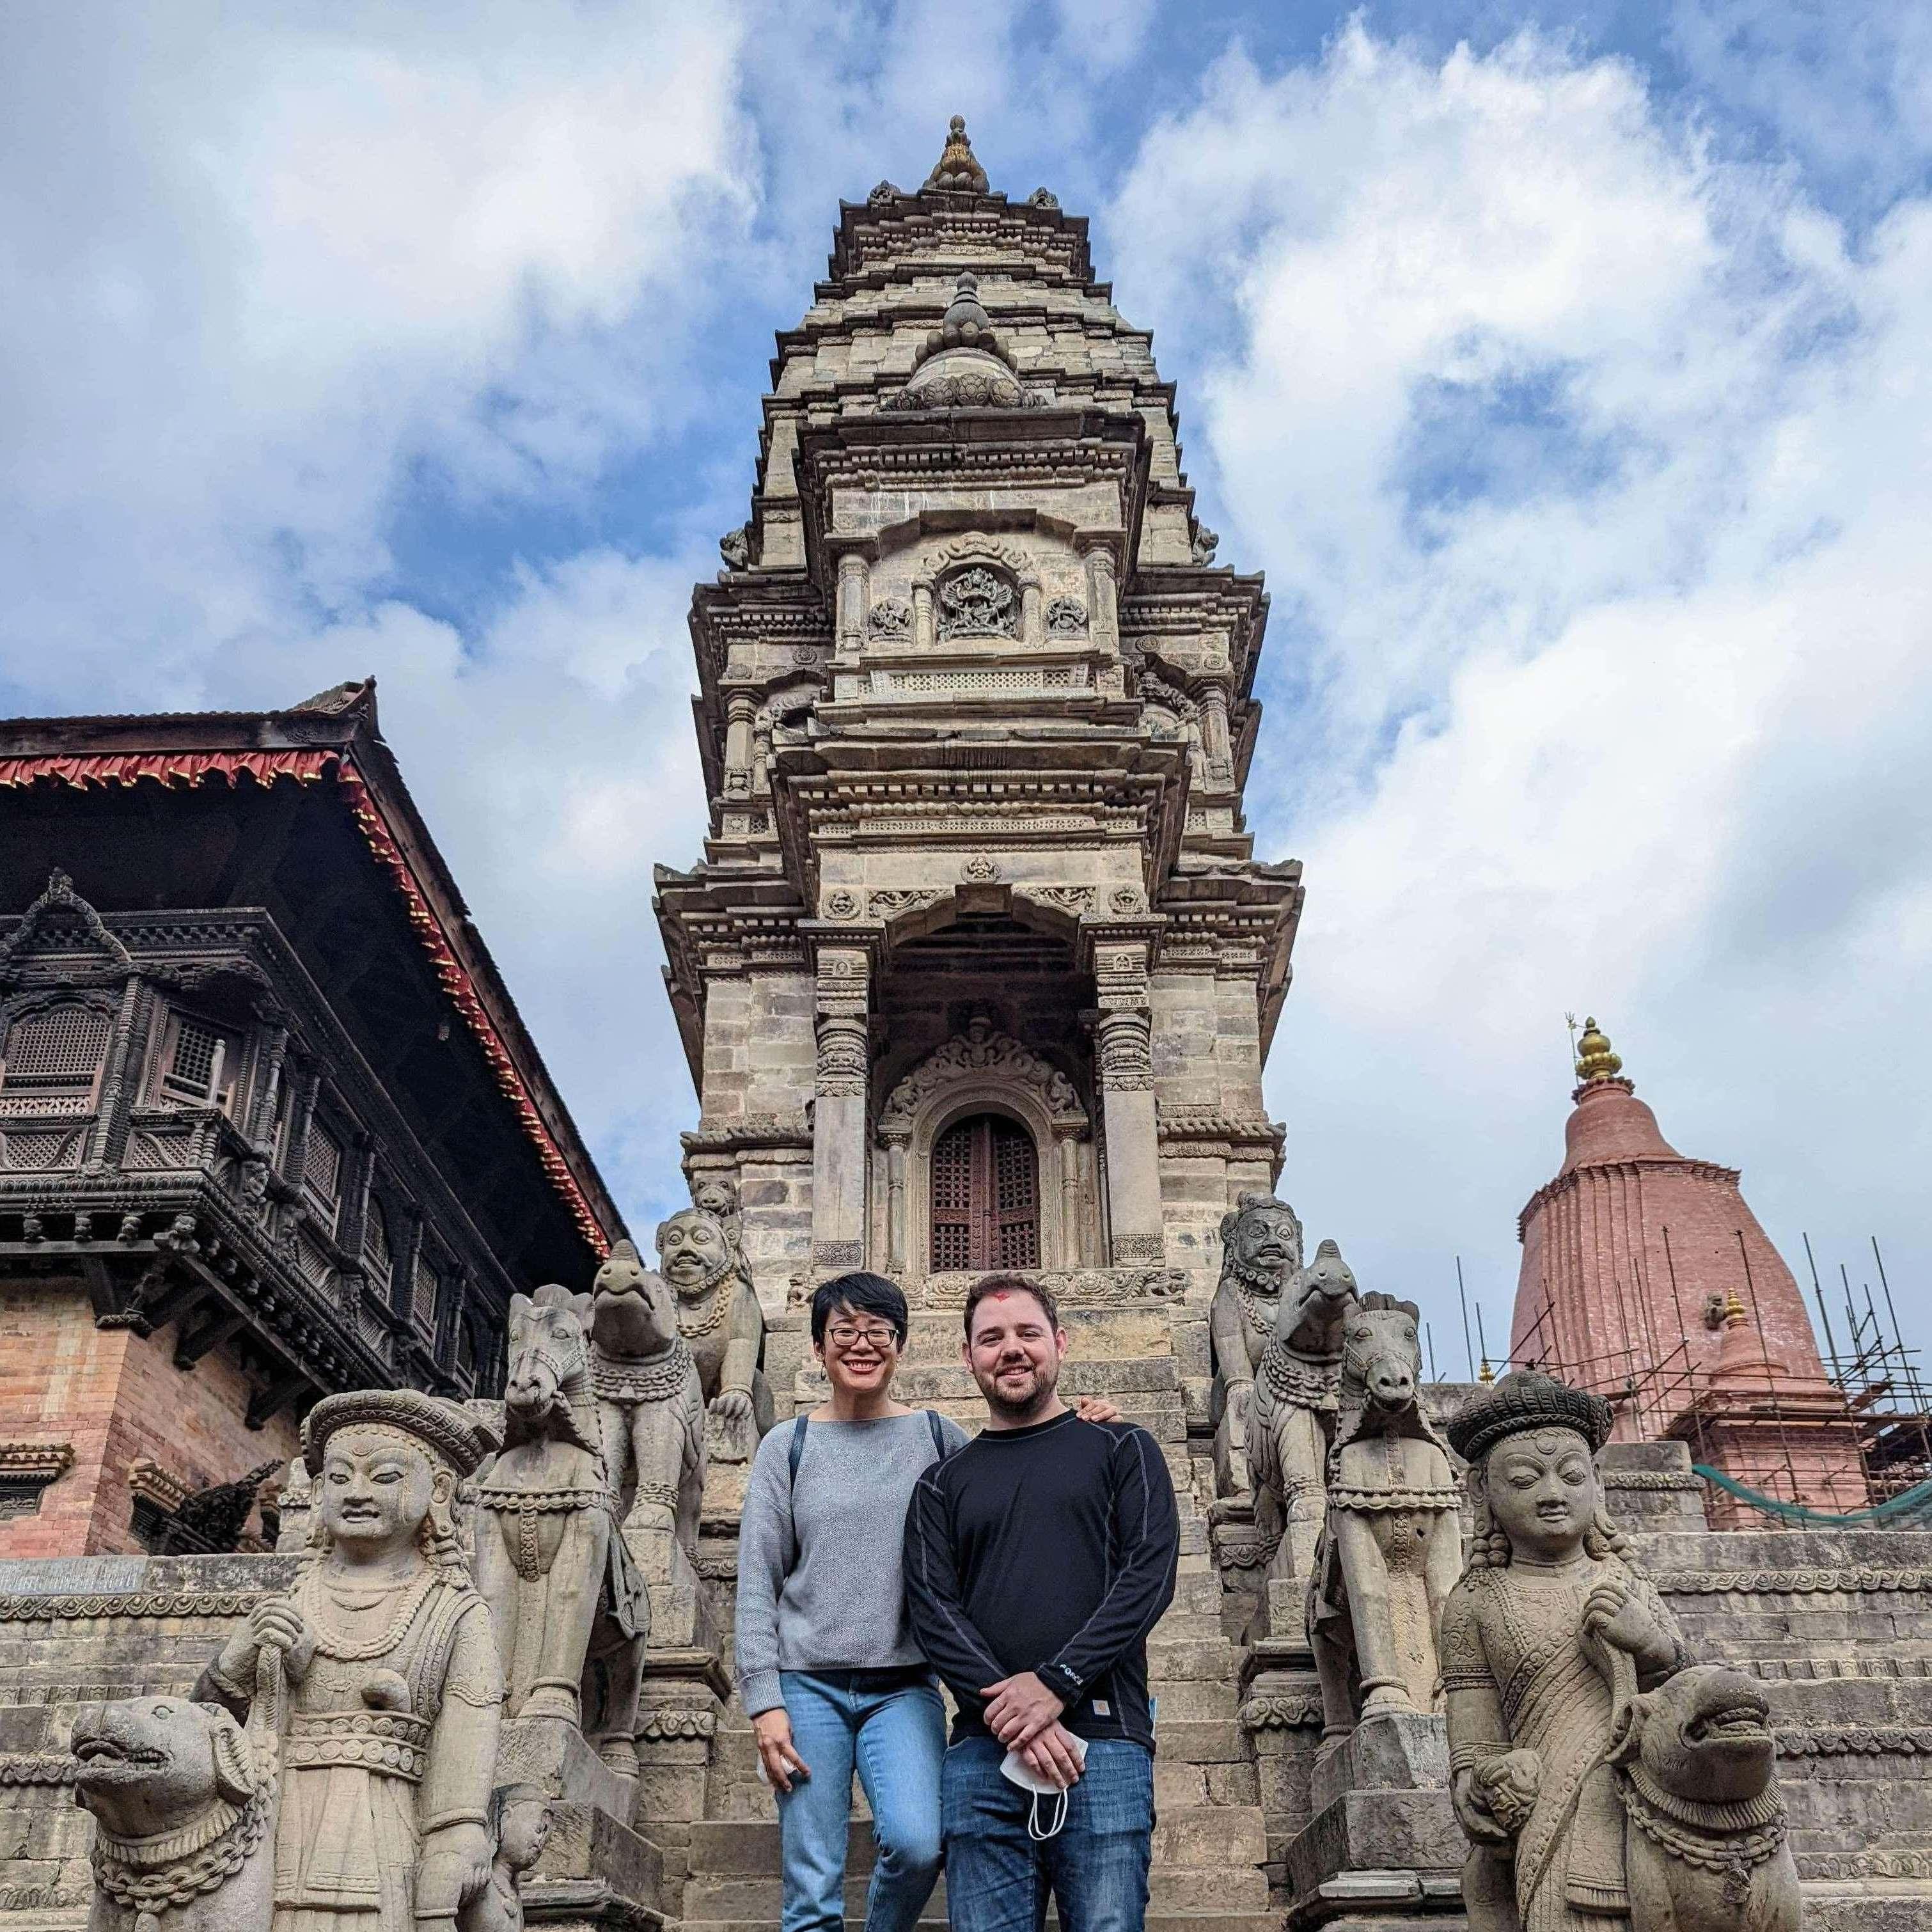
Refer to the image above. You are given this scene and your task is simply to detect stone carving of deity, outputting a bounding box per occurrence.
[198,1388,503,1932]
[1208,1191,1301,1499]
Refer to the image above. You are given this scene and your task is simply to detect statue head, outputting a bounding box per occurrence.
[489,1782,553,1873]
[301,1389,497,1573]
[689,1175,739,1223]
[591,1238,681,1360]
[1218,1192,1303,1296]
[1447,1372,1621,1568]
[1339,1292,1422,1417]
[1608,1664,1775,1805]
[654,1206,735,1301]
[71,1695,258,1841]
[505,1283,594,1425]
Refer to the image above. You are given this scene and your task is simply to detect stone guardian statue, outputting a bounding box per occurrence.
[654,1206,773,1461]
[1308,1291,1462,1747]
[1440,1373,1804,1932]
[196,1388,504,1932]
[1247,1237,1359,1594]
[1208,1192,1301,1499]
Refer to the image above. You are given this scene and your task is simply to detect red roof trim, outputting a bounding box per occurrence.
[0,745,610,1255]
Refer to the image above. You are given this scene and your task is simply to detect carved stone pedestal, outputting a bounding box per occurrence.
[498,1716,666,1930]
[1283,1714,1462,1928]
[624,1518,720,1655]
[635,1645,732,1922]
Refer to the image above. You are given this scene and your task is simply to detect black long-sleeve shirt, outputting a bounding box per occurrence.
[902,1410,1180,1751]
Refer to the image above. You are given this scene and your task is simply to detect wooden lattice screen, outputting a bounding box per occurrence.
[930,1113,1040,1273]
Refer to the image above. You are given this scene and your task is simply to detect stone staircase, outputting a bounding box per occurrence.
[679,1295,1279,1932]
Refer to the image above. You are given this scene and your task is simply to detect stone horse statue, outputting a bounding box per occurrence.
[472,1284,652,1775]
[1248,1237,1360,1592]
[590,1240,707,1559]
[1308,1290,1463,1747]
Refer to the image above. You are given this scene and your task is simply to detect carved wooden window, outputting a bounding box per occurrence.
[455,1314,477,1381]
[413,1253,442,1338]
[364,1198,393,1294]
[930,1113,1040,1272]
[0,1003,111,1117]
[156,1010,242,1113]
[301,1122,343,1234]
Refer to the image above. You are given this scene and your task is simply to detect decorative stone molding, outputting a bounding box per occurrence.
[1602,1472,1704,1491]
[1798,1851,1932,1881]
[1094,1012,1154,1092]
[0,1589,267,1622]
[961,854,1001,883]
[868,888,943,920]
[1045,595,1087,636]
[814,1018,868,1097]
[1775,1725,1932,1757]
[1655,1567,1932,1596]
[1111,1232,1166,1264]
[1108,886,1145,915]
[1239,1695,1323,1732]
[0,1441,74,1483]
[682,1115,813,1153]
[821,889,862,920]
[1156,1110,1285,1154]
[918,1267,1186,1308]
[638,1710,718,1743]
[879,1021,1085,1136]
[1026,885,1094,916]
[0,1755,76,1786]
[869,597,912,639]
[127,1457,191,1514]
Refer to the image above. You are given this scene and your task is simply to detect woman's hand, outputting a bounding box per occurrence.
[753,1709,810,1795]
[1582,1579,1667,1667]
[1071,1395,1123,1425]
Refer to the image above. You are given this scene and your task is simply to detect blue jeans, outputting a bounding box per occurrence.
[940,1734,1155,1932]
[776,1669,946,1932]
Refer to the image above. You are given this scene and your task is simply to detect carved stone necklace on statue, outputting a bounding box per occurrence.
[306,1569,434,1661]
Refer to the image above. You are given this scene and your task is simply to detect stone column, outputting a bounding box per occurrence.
[1093,941,1163,1266]
[723,694,757,797]
[1021,577,1043,645]
[1081,542,1120,654]
[811,946,870,1272]
[912,582,936,654]
[881,1126,912,1275]
[1197,679,1235,789]
[836,554,868,657]
[1054,1127,1085,1268]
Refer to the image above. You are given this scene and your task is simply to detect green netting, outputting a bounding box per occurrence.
[1691,1463,1932,1526]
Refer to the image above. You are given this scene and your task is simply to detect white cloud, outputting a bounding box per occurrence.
[1107,22,1932,1358]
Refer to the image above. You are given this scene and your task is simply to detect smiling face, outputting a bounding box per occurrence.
[814,1300,903,1401]
[655,1209,732,1297]
[1481,1427,1599,1563]
[317,1427,441,1555]
[963,1287,1066,1422]
[1227,1200,1301,1289]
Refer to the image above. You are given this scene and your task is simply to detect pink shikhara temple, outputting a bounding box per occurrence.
[1512,1017,1867,1524]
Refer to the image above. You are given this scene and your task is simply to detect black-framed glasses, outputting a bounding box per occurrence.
[826,1324,899,1351]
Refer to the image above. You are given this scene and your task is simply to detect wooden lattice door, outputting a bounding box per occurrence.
[931,1113,1041,1272]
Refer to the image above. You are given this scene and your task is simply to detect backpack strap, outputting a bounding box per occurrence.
[926,1408,950,1463]
[788,1413,810,1486]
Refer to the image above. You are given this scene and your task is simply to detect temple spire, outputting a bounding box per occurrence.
[1573,1015,1623,1085]
[923,114,989,194]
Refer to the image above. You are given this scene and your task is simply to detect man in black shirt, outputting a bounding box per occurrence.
[904,1273,1179,1932]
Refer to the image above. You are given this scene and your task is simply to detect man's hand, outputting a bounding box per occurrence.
[980,1670,1066,1749]
[245,1597,315,1681]
[753,1708,810,1794]
[1019,1722,1085,1790]
[1071,1395,1122,1425]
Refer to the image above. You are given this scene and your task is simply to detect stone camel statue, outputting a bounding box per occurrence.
[1248,1236,1360,1594]
[1308,1289,1463,1745]
[589,1239,707,1560]
[471,1284,652,1774]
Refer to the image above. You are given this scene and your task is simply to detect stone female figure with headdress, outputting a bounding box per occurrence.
[198,1389,505,1931]
[1440,1374,1686,1932]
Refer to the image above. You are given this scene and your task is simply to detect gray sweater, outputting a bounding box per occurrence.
[735,1409,970,1718]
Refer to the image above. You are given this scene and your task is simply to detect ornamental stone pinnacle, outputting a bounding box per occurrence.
[922,113,989,194]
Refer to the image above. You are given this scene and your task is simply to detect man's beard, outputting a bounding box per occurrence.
[975,1355,1058,1422]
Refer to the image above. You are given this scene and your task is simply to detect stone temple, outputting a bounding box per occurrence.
[2,116,1931,1932]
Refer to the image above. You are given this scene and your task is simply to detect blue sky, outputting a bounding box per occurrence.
[4,0,1929,1372]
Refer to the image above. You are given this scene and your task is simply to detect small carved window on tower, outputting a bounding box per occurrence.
[455,1314,477,1381]
[936,565,1019,641]
[301,1122,343,1233]
[931,1112,1040,1273]
[157,1010,243,1113]
[413,1253,443,1339]
[364,1198,393,1294]
[0,1003,112,1117]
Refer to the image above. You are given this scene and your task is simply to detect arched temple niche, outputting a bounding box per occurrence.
[872,1020,1094,1278]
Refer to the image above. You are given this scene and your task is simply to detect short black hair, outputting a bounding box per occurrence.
[962,1273,1060,1340]
[811,1271,910,1349]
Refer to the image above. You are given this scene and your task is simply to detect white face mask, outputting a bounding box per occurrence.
[999,1733,1087,1840]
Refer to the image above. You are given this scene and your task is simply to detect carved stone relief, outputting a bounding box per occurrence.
[938,565,1017,640]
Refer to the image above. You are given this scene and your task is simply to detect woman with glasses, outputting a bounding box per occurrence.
[735,1269,1117,1932]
